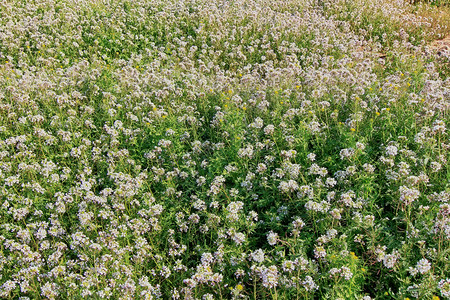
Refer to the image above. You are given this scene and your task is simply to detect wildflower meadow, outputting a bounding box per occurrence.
[0,0,449,299]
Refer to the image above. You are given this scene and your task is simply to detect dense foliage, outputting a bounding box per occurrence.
[0,0,449,299]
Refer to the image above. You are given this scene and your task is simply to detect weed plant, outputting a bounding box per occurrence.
[0,0,448,299]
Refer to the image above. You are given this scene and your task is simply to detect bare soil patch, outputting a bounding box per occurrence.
[428,35,450,55]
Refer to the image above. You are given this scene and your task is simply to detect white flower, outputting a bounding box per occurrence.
[264,125,275,135]
[399,186,420,205]
[385,145,398,157]
[383,253,398,269]
[416,258,431,274]
[251,249,265,263]
[438,278,450,297]
[267,231,278,246]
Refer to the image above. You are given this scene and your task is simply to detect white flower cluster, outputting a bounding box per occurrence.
[0,0,448,298]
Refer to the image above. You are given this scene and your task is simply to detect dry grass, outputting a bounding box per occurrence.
[409,0,450,5]
[412,1,450,40]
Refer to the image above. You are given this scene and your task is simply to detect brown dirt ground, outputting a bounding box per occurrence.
[428,35,450,55]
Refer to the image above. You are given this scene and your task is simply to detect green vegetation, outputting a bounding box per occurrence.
[0,0,448,299]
